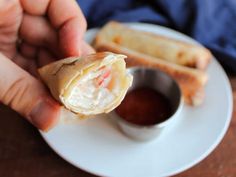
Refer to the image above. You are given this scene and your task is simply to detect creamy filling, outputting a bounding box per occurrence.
[67,66,116,110]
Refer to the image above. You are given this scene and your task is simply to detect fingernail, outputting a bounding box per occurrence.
[30,98,61,131]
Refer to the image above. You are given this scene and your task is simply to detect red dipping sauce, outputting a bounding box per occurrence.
[115,87,172,126]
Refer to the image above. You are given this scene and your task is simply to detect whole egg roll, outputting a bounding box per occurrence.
[93,21,211,106]
[38,52,133,115]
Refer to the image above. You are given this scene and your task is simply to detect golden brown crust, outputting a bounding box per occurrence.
[95,45,207,105]
[93,22,211,106]
[93,21,212,70]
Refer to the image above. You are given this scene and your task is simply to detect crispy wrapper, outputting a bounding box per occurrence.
[93,21,211,106]
[38,52,133,115]
[93,21,212,70]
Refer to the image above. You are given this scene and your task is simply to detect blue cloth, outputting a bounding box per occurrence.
[77,0,236,72]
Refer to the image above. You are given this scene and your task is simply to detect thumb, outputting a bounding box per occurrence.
[0,53,61,131]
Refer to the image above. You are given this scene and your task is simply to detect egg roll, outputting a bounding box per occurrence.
[93,21,212,70]
[38,52,133,115]
[93,22,211,106]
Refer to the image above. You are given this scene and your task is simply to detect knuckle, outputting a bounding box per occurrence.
[1,76,38,116]
[2,76,27,106]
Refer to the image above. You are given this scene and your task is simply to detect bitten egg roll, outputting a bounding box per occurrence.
[38,52,133,115]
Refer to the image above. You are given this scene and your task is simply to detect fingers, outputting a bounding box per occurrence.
[37,48,55,67]
[0,52,61,131]
[18,42,56,75]
[19,42,37,59]
[20,14,59,56]
[59,17,87,56]
[0,0,22,59]
[20,0,50,15]
[13,54,38,77]
[0,0,22,27]
[20,0,87,57]
[48,0,87,56]
[47,0,86,29]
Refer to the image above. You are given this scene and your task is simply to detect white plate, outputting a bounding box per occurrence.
[41,23,233,177]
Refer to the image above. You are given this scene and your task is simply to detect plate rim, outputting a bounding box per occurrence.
[40,22,233,177]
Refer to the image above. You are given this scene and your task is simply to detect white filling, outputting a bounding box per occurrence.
[67,66,116,111]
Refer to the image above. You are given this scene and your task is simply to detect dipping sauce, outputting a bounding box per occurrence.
[115,87,172,126]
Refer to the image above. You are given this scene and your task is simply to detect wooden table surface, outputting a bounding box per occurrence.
[0,77,235,177]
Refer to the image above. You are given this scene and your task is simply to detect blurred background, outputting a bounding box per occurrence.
[0,0,235,176]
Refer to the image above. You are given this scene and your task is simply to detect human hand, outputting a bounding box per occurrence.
[0,0,94,131]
